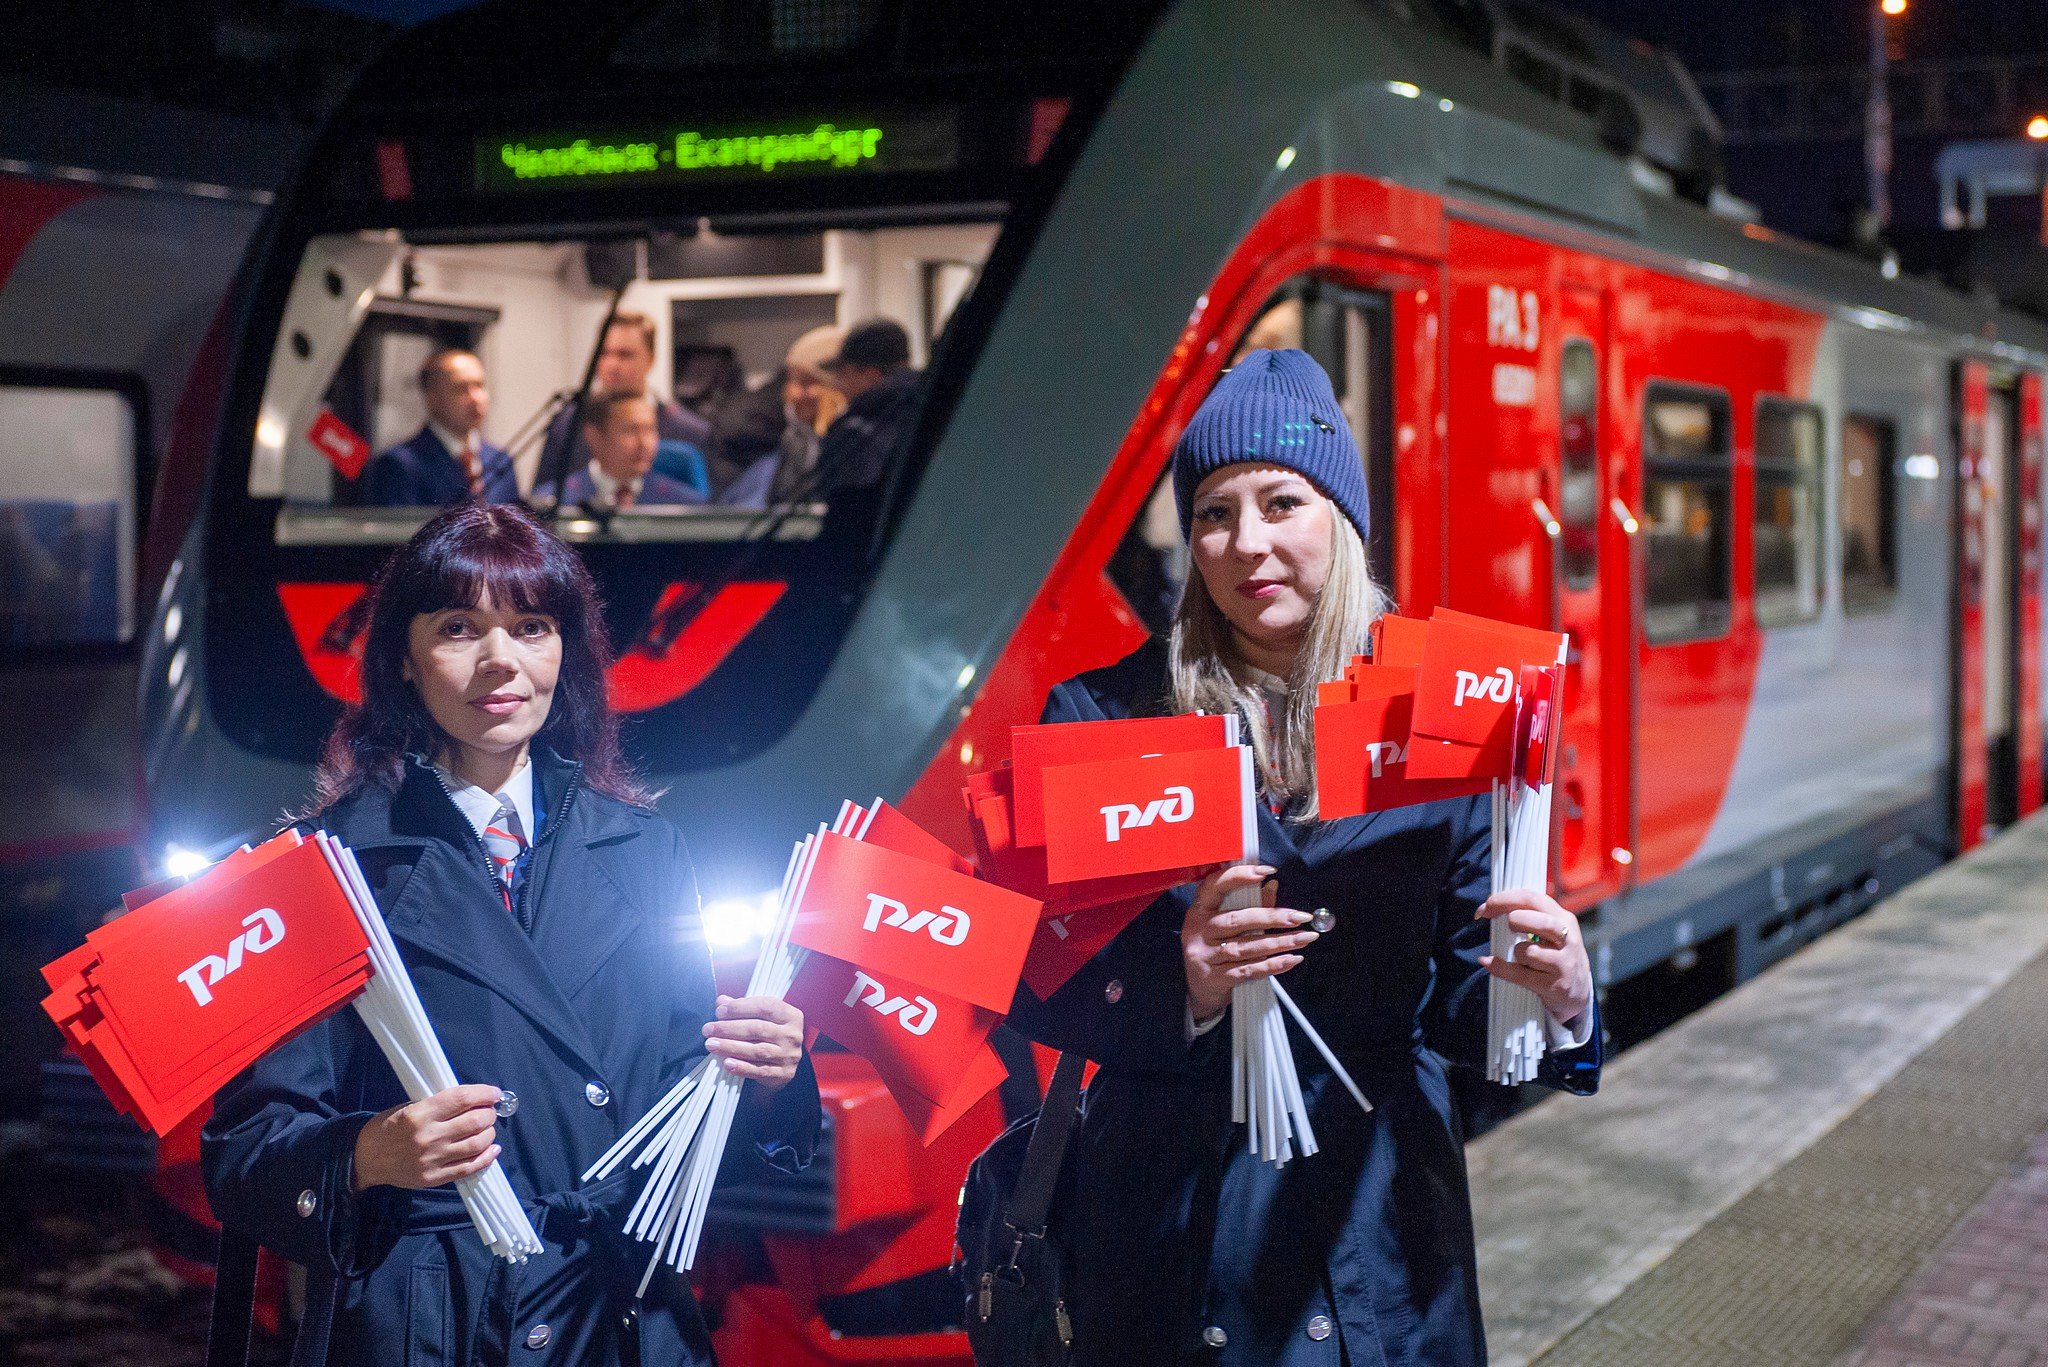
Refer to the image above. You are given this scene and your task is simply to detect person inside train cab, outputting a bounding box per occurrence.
[202,502,820,1367]
[1004,349,1603,1367]
[815,319,920,490]
[365,349,519,507]
[542,310,718,497]
[537,392,704,512]
[709,325,847,508]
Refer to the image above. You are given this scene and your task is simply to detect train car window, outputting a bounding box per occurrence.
[0,381,139,648]
[1560,339,1599,590]
[1641,384,1732,643]
[253,220,998,545]
[1841,413,1900,610]
[1753,397,1824,628]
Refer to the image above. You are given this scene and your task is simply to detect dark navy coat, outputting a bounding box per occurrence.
[365,428,520,507]
[202,751,820,1367]
[1007,641,1601,1367]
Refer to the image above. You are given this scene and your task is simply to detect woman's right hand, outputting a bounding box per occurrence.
[352,1084,503,1192]
[1181,864,1317,1023]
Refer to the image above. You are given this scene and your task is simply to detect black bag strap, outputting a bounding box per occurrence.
[205,1226,260,1367]
[1003,1051,1086,1241]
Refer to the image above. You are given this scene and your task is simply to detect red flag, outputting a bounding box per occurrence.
[859,798,975,876]
[39,832,374,1135]
[1021,895,1152,999]
[789,832,1040,1014]
[888,1042,1010,1146]
[1370,613,1429,668]
[965,766,1201,914]
[1039,745,1253,883]
[1314,674,1492,819]
[307,408,371,481]
[1010,714,1235,847]
[787,954,998,1107]
[1407,612,1564,779]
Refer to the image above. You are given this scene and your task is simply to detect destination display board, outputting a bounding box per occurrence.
[476,111,963,192]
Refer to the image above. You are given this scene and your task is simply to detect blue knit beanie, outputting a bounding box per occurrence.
[1171,348,1370,544]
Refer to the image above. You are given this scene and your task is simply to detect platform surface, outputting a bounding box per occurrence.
[1469,808,2048,1366]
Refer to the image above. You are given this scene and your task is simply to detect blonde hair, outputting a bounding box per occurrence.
[1168,506,1388,819]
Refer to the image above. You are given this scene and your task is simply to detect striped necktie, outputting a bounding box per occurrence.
[463,442,487,499]
[481,801,527,915]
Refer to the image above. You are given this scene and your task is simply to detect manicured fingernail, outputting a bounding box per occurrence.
[724,1059,741,1073]
[1287,911,1312,924]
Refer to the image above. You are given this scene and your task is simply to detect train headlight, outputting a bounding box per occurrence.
[161,844,212,879]
[702,890,780,950]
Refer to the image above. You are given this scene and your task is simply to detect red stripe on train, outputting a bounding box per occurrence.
[275,580,785,711]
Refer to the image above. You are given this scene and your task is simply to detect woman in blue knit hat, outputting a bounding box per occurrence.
[1006,349,1602,1366]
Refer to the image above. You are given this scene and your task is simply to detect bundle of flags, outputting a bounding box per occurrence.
[1313,608,1569,1084]
[40,830,541,1261]
[592,797,1043,1277]
[967,714,1367,1166]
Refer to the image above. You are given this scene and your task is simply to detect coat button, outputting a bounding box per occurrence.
[295,1189,318,1219]
[1307,1313,1334,1341]
[524,1324,551,1349]
[1310,908,1335,934]
[495,1089,519,1118]
[585,1081,610,1107]
[1202,1325,1228,1348]
[1103,979,1124,1005]
[620,1308,638,1332]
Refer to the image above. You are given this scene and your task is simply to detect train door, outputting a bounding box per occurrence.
[1954,358,1990,850]
[1548,285,1630,899]
[2021,371,2045,816]
[1984,374,2023,831]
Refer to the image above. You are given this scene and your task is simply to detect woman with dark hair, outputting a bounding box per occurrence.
[1007,352,1602,1366]
[203,503,819,1367]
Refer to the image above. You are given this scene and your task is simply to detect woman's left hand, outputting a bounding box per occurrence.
[1477,889,1593,1028]
[703,995,805,1093]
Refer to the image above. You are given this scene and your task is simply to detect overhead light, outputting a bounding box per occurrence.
[1880,0,1906,16]
[1275,146,1297,171]
[2028,115,2048,141]
[1386,81,1421,99]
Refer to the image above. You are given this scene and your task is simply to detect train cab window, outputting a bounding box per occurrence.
[1641,384,1733,643]
[1753,398,1824,628]
[1559,339,1599,590]
[1841,413,1900,610]
[250,221,998,546]
[0,379,140,648]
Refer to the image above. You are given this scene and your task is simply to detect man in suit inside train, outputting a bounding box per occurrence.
[365,348,520,506]
[535,391,703,511]
[540,310,721,492]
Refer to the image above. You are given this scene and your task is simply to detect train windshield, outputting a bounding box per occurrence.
[251,215,1001,546]
[200,61,1120,778]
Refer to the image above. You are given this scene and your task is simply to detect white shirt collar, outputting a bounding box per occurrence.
[585,460,641,506]
[435,756,536,843]
[429,421,479,462]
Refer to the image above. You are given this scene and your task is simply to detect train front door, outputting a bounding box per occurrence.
[1548,283,1631,900]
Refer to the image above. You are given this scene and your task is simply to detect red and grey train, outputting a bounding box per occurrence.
[33,0,2048,1358]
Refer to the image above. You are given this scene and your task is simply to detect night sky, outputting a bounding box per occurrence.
[1553,0,2048,247]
